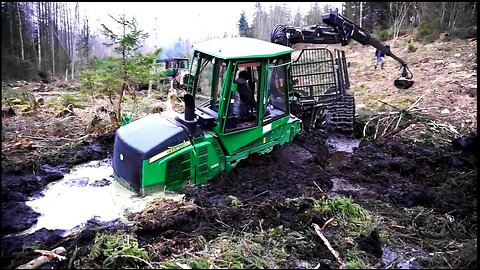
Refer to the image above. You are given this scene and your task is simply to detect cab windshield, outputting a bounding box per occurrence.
[190,52,228,111]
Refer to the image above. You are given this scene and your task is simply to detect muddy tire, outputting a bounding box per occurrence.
[319,94,355,136]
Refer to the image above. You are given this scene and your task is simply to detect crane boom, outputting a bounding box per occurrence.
[270,9,414,88]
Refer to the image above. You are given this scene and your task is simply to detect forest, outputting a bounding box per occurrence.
[1,2,477,82]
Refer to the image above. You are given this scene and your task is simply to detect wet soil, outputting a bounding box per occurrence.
[336,138,477,224]
[1,130,477,269]
[1,132,115,265]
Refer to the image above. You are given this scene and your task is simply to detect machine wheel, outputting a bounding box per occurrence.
[318,94,355,136]
[270,24,289,47]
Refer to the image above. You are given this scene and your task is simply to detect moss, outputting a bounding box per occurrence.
[345,248,370,269]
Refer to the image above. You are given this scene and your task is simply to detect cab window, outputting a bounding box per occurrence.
[264,57,289,123]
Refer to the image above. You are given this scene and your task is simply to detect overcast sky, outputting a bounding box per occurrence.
[78,2,343,48]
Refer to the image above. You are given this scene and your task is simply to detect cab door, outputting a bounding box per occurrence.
[217,60,265,156]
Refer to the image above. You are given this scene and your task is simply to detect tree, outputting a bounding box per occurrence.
[363,2,390,32]
[293,8,303,26]
[237,11,252,37]
[100,14,149,123]
[390,2,411,46]
[251,2,269,40]
[303,2,322,26]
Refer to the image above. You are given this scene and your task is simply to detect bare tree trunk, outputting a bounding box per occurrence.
[17,3,25,60]
[440,2,446,28]
[9,3,15,56]
[118,17,128,123]
[37,3,43,71]
[390,2,410,47]
[51,16,55,77]
[72,2,80,80]
[359,2,363,28]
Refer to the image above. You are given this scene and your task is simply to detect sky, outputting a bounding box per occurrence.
[78,2,343,48]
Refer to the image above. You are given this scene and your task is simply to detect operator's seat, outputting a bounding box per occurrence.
[236,70,256,120]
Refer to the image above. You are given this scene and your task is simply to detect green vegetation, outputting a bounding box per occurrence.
[157,231,290,269]
[406,43,417,53]
[89,231,151,269]
[415,21,437,43]
[60,93,79,106]
[345,249,368,269]
[374,28,393,41]
[314,196,371,224]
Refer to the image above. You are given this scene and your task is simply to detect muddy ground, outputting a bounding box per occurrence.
[1,130,477,269]
[1,36,477,269]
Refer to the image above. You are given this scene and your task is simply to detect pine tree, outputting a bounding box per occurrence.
[237,11,251,37]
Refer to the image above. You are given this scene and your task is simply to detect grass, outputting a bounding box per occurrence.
[345,248,369,269]
[154,228,296,269]
[61,93,79,106]
[88,231,151,269]
[313,196,372,224]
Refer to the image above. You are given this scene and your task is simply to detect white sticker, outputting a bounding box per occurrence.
[263,123,272,134]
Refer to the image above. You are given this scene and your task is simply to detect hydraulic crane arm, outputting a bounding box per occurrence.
[271,9,414,88]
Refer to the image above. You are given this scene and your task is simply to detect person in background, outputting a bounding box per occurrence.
[166,70,181,110]
[374,46,387,70]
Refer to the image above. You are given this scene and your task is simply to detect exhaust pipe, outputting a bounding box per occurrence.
[184,93,195,121]
[175,93,197,132]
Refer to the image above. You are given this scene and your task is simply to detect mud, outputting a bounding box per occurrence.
[1,133,115,267]
[1,130,477,269]
[336,139,477,224]
[131,132,475,268]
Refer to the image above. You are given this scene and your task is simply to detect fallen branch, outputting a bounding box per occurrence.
[312,223,345,269]
[313,180,324,193]
[321,217,335,230]
[407,94,427,112]
[16,247,66,269]
[244,190,269,202]
[176,262,192,269]
[376,99,402,110]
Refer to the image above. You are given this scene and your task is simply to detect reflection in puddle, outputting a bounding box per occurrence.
[24,159,184,236]
[382,247,426,269]
[326,136,361,153]
[328,177,365,197]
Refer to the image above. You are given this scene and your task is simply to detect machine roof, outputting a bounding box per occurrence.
[193,37,293,60]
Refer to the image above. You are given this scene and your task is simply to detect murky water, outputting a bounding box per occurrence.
[328,177,366,197]
[381,247,427,269]
[326,136,361,153]
[325,136,362,197]
[24,159,184,236]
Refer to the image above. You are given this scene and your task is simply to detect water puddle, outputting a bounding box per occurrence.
[328,177,366,197]
[24,159,184,236]
[326,136,361,153]
[381,247,429,269]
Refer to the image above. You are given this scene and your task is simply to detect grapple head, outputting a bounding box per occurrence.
[394,78,414,89]
[395,65,414,89]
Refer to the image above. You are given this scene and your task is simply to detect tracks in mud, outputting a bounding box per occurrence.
[1,131,477,269]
